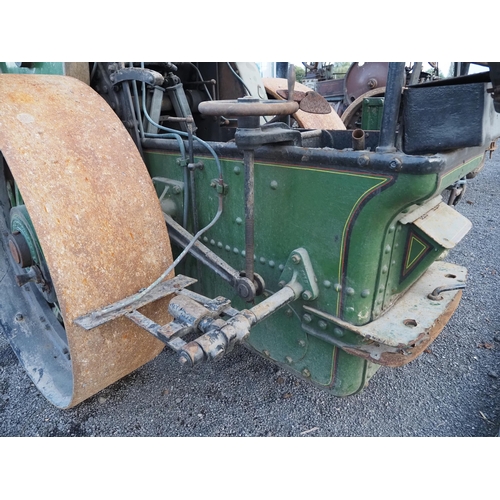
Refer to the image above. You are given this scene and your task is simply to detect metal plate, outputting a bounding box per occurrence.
[304,262,466,367]
[344,62,389,105]
[0,74,174,407]
[410,202,472,249]
[263,78,346,130]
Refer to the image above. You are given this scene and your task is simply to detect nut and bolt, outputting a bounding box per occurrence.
[172,185,182,194]
[318,320,328,330]
[278,280,286,288]
[302,314,312,324]
[263,350,270,357]
[298,339,306,347]
[302,368,311,378]
[302,290,313,301]
[291,254,301,265]
[389,158,402,171]
[285,356,293,364]
[15,313,24,321]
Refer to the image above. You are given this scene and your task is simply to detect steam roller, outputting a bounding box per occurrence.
[0,74,173,408]
[1,62,500,409]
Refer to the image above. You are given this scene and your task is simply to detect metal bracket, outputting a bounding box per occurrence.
[74,274,197,330]
[152,178,184,220]
[278,248,319,301]
[300,262,466,367]
[109,67,164,86]
[234,122,302,149]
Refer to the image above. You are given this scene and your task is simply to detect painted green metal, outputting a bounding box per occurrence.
[0,62,490,400]
[361,97,385,130]
[0,62,66,75]
[142,144,480,395]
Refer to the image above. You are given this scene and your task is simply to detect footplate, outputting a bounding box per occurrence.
[302,262,466,367]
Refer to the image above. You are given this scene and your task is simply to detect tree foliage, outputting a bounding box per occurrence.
[294,65,305,82]
[331,62,351,75]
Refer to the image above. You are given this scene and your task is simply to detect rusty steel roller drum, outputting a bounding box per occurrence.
[0,74,174,408]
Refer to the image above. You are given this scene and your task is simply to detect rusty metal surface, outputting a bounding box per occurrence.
[299,91,332,114]
[344,62,389,105]
[316,78,344,97]
[263,78,346,130]
[338,292,463,367]
[0,74,175,407]
[303,262,467,366]
[276,89,306,102]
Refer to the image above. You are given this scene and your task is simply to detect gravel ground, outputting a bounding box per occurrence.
[0,152,499,438]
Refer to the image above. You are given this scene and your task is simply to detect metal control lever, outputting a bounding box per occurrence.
[198,64,299,289]
[164,213,264,302]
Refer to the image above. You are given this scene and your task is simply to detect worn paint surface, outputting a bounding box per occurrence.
[0,74,174,407]
[303,262,466,367]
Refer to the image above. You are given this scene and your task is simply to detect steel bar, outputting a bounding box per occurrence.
[74,275,197,330]
[247,281,303,326]
[125,310,186,351]
[164,214,242,289]
[244,149,255,284]
[377,62,406,153]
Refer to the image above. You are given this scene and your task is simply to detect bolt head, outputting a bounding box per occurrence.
[302,290,313,301]
[357,155,370,167]
[291,254,301,265]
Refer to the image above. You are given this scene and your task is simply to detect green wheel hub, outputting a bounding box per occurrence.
[9,204,57,306]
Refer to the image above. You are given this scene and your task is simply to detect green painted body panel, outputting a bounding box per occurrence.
[0,62,65,75]
[0,62,496,403]
[143,147,480,395]
[361,97,385,130]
